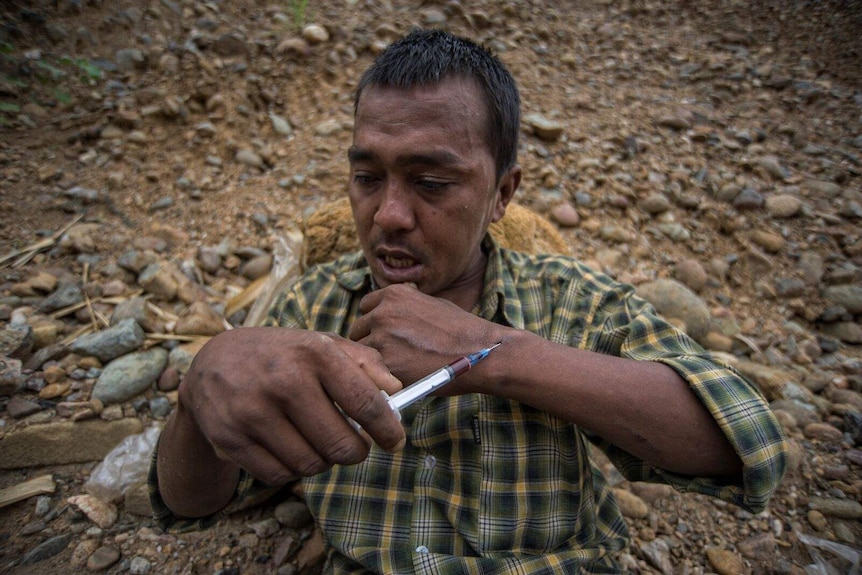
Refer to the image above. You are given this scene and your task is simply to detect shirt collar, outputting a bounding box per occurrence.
[476,235,524,329]
[335,236,525,330]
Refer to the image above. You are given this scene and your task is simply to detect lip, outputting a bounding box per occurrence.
[374,248,423,284]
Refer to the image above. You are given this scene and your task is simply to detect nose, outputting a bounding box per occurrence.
[373,179,415,232]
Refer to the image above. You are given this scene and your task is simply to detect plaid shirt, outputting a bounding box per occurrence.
[150,237,787,574]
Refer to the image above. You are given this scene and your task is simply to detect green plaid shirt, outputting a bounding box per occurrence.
[150,237,787,574]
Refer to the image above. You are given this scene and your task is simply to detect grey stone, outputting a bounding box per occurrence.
[0,324,33,360]
[115,49,146,71]
[809,496,862,519]
[525,113,565,142]
[0,356,24,395]
[0,418,142,468]
[111,297,162,333]
[148,396,172,418]
[733,187,764,210]
[70,318,145,363]
[19,534,73,565]
[820,322,862,344]
[6,396,43,418]
[38,282,84,313]
[636,279,711,342]
[823,285,862,314]
[92,347,168,405]
[236,148,264,169]
[129,556,152,575]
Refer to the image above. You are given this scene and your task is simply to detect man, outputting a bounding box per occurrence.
[152,30,787,573]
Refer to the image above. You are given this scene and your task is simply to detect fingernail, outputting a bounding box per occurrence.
[392,436,407,452]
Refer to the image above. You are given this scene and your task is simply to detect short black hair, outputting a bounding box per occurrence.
[355,29,520,181]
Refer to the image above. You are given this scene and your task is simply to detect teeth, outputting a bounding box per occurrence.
[384,255,415,269]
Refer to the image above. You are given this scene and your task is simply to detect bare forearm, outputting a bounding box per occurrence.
[156,404,241,519]
[482,329,743,478]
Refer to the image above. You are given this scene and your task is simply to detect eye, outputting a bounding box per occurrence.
[352,174,379,187]
[416,179,450,192]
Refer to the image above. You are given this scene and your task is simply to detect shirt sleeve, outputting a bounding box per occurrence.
[576,278,789,514]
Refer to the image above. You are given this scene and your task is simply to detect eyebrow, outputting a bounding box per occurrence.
[347,146,463,169]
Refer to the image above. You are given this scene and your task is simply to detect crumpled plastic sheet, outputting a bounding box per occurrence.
[84,426,162,503]
[244,228,303,327]
[798,530,860,575]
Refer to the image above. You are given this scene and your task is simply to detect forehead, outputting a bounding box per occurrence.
[353,76,490,152]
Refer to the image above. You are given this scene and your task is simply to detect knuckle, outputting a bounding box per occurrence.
[292,456,330,478]
[323,434,367,465]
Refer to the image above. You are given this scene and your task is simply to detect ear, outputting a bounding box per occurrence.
[491,165,521,223]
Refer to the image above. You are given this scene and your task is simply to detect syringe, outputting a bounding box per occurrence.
[349,342,502,429]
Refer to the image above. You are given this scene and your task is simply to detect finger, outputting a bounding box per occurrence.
[251,413,361,477]
[358,288,383,314]
[313,346,405,453]
[338,340,402,395]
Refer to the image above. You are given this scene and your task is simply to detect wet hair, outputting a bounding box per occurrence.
[355,29,520,181]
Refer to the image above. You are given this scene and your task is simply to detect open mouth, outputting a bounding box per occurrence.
[374,249,423,284]
[384,255,417,269]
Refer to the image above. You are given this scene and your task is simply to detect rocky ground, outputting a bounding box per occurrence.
[1,0,861,573]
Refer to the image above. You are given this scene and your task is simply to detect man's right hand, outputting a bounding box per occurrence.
[156,327,405,518]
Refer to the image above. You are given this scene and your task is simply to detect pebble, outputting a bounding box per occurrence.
[39,282,85,313]
[809,496,862,519]
[302,24,329,44]
[705,548,745,575]
[765,194,803,218]
[802,423,844,443]
[19,534,73,565]
[68,494,118,528]
[87,546,121,571]
[129,556,152,575]
[750,230,785,253]
[823,285,862,315]
[525,113,564,142]
[92,347,168,405]
[639,193,671,215]
[611,488,648,519]
[175,301,225,336]
[235,148,264,169]
[69,318,145,363]
[71,539,100,567]
[274,500,313,529]
[158,366,180,392]
[241,253,274,280]
[6,397,43,418]
[673,259,707,293]
[550,203,580,227]
[638,538,672,574]
[807,509,829,531]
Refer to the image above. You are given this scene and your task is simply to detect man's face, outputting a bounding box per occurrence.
[348,76,519,304]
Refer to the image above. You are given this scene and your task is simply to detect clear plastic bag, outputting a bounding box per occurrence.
[243,229,304,327]
[797,530,860,575]
[84,426,162,503]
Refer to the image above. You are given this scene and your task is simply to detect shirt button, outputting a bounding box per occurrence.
[415,545,429,554]
[424,455,436,469]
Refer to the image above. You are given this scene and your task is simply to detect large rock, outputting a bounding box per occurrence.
[92,347,168,405]
[635,279,710,342]
[69,318,145,363]
[0,418,142,468]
